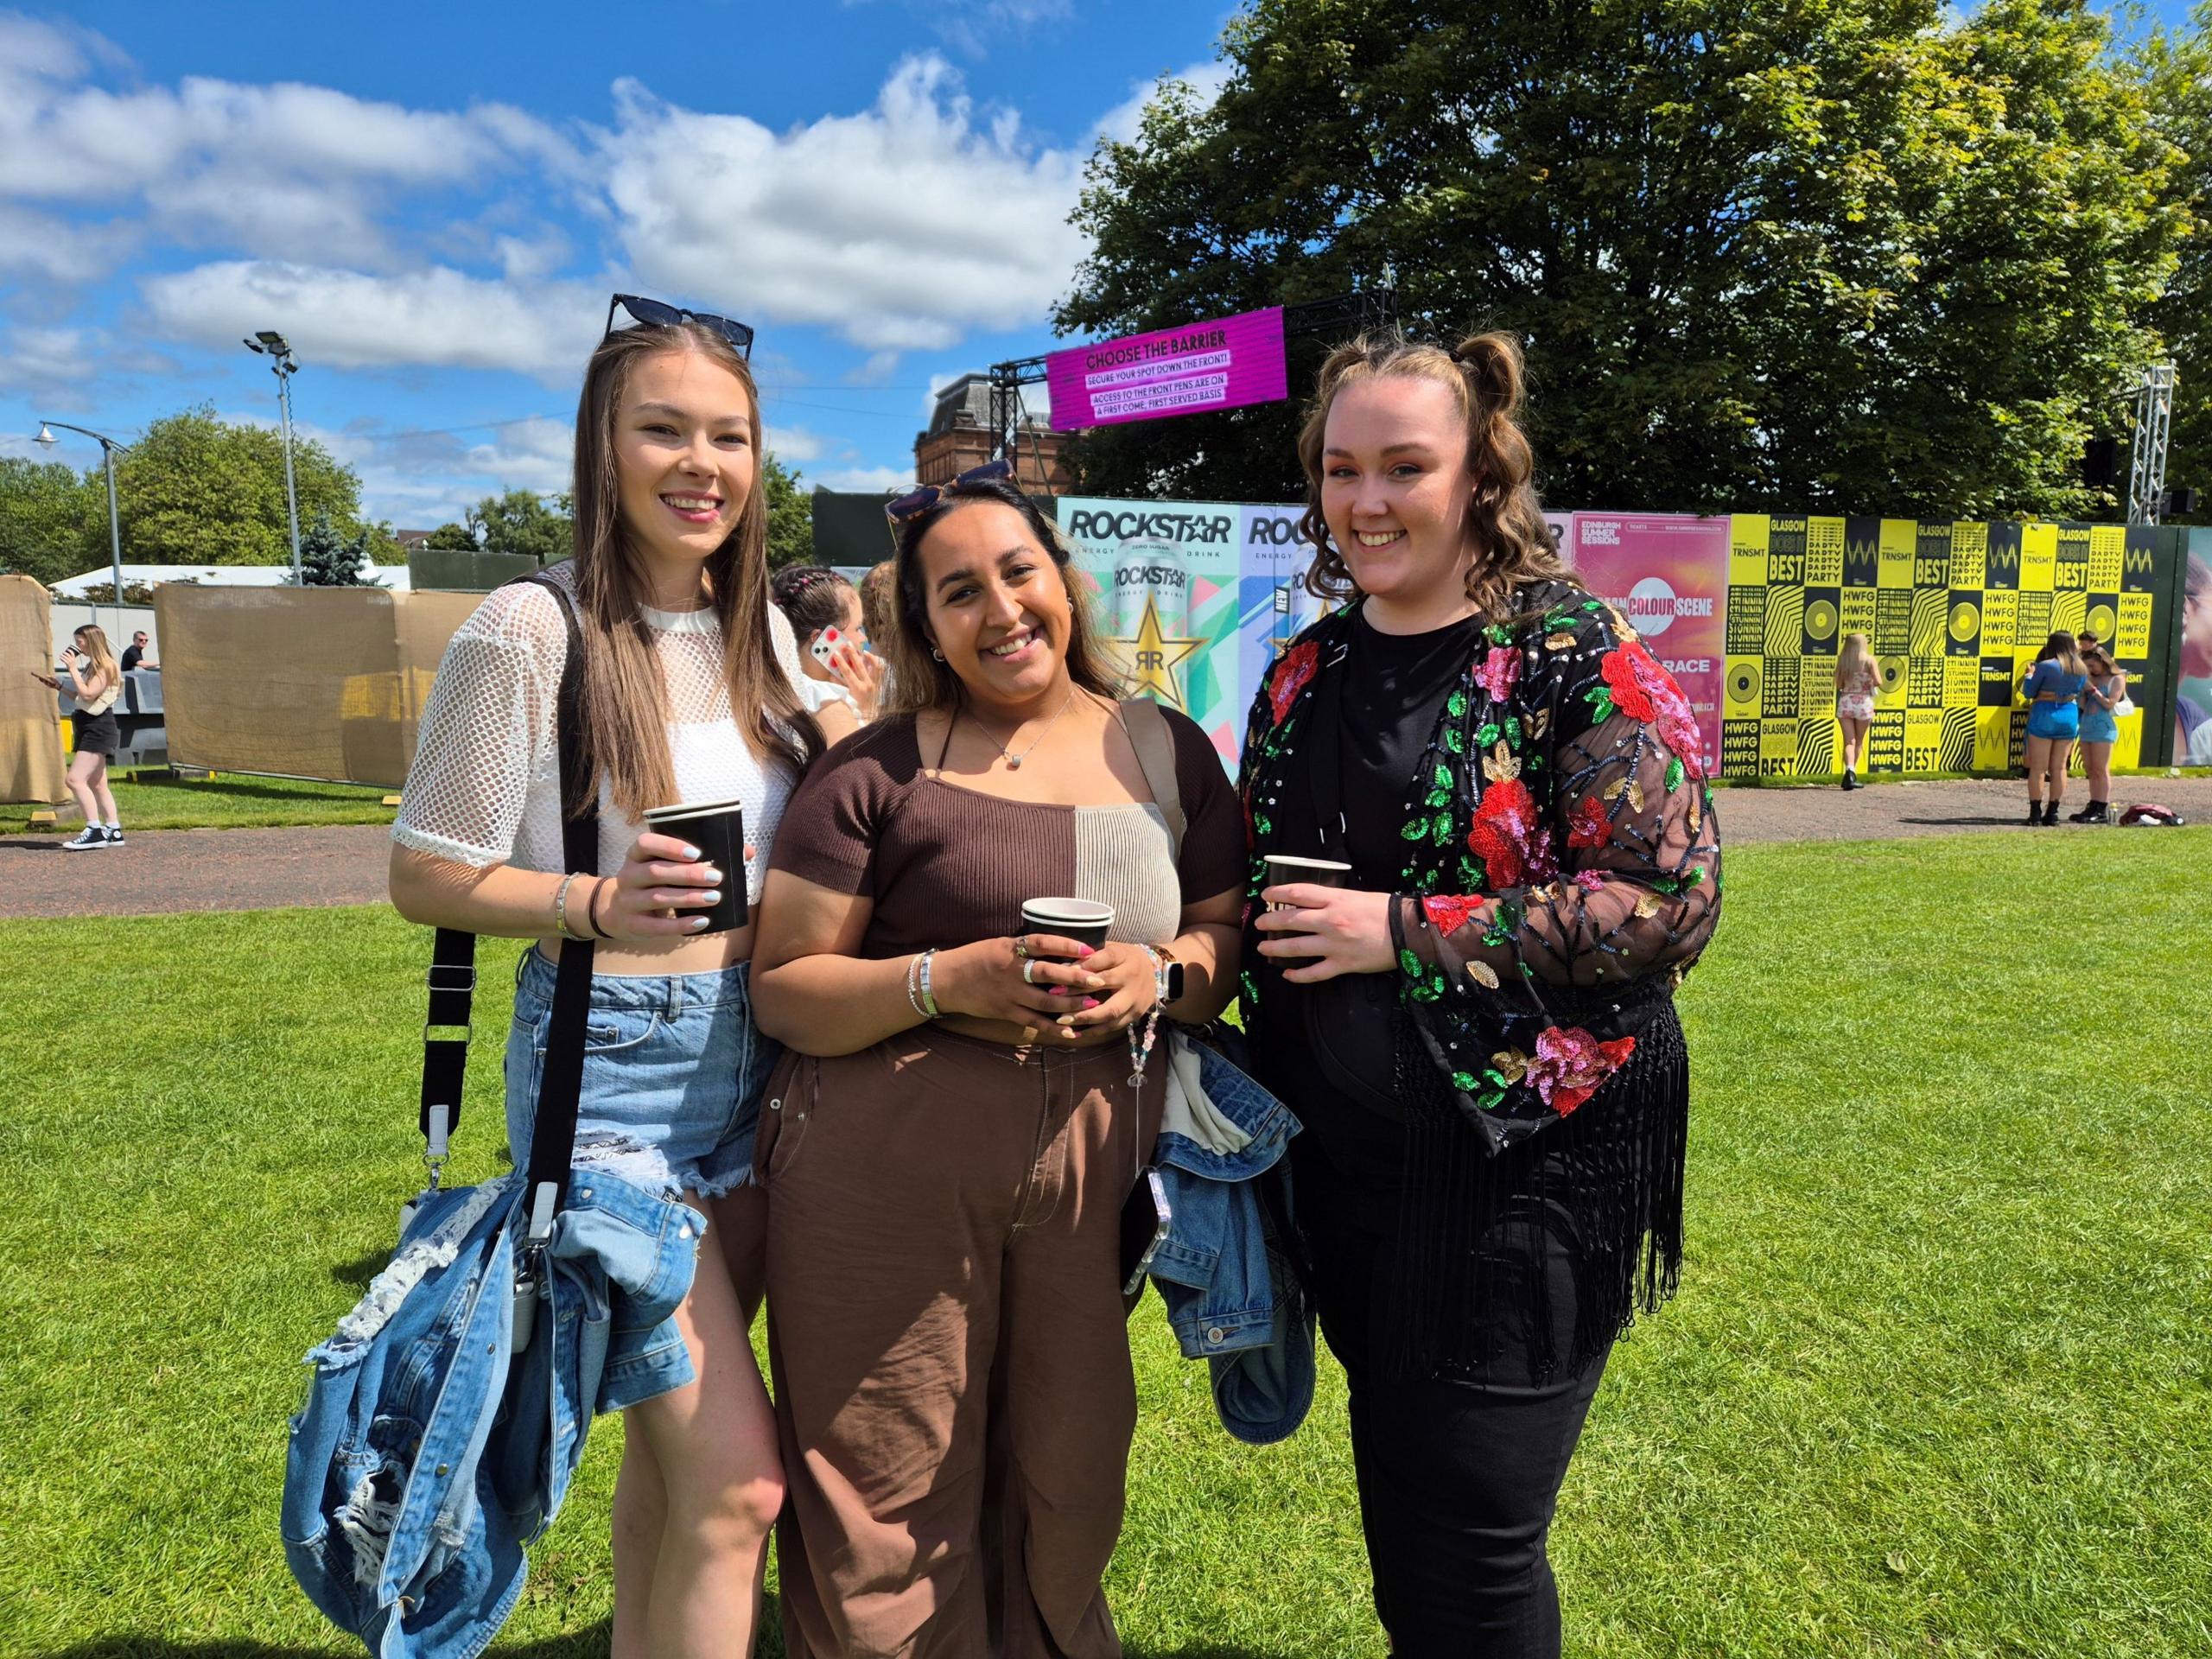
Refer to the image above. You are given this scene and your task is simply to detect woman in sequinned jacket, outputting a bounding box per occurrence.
[1239,330,1722,1659]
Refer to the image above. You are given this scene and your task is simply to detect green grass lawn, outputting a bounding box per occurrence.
[1,772,396,834]
[2,830,2207,1658]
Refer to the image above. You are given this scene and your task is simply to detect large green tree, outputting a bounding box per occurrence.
[761,454,813,569]
[0,457,102,586]
[2145,2,2209,522]
[1058,0,2185,519]
[115,405,360,566]
[467,488,573,563]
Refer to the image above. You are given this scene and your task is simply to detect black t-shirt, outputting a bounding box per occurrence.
[120,645,144,672]
[1269,608,1486,1146]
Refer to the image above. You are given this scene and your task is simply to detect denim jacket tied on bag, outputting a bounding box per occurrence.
[283,1168,700,1659]
[1143,1033,1317,1445]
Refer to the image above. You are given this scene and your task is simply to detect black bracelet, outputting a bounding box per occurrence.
[586,876,612,939]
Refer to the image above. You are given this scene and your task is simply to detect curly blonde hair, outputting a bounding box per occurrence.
[1295,329,1571,620]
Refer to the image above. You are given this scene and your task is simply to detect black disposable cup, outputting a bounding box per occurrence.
[1020,897,1114,955]
[642,798,747,934]
[1262,855,1353,907]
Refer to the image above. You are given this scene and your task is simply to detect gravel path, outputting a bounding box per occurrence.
[3,775,2207,919]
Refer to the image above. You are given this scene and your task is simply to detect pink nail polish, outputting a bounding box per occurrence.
[1077,944,1094,957]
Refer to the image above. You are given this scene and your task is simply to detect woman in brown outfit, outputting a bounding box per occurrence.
[749,461,1247,1657]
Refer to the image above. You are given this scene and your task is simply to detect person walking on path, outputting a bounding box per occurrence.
[2069,644,2125,824]
[390,300,831,1659]
[1241,330,1721,1659]
[2021,632,2088,827]
[1834,631,1880,790]
[35,625,126,849]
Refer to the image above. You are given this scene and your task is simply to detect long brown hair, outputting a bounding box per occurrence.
[2035,631,2087,678]
[73,625,118,686]
[884,475,1121,716]
[1296,329,1572,620]
[568,322,821,818]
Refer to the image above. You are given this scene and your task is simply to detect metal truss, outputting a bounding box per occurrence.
[2127,362,2177,525]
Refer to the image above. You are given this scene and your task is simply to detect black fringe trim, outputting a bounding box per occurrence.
[1382,1002,1689,1384]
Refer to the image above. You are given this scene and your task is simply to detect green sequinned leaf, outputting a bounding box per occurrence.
[1505,716,1522,747]
[1475,1089,1507,1110]
[1665,756,1685,791]
[1484,1067,1508,1087]
[1452,1071,1480,1093]
[1254,815,1272,836]
[1653,876,1681,894]
[1583,599,1604,613]
[1418,868,1440,893]
[1431,810,1453,844]
[1446,689,1467,718]
[1476,722,1500,747]
[1444,724,1466,754]
[1588,690,1615,722]
[1397,948,1423,977]
[1487,623,1512,645]
[1684,866,1706,886]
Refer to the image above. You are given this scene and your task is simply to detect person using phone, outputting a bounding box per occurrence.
[34,625,127,849]
[747,463,1245,1658]
[1241,331,1722,1659]
[771,564,884,721]
[389,296,837,1658]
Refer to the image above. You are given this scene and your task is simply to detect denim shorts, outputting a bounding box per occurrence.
[503,948,779,1201]
[2026,702,2080,741]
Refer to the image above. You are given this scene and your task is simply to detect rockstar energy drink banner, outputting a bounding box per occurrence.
[1723,517,2184,779]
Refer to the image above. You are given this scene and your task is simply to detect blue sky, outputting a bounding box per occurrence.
[0,0,1234,529]
[1,0,2198,534]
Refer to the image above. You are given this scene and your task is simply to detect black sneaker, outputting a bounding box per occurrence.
[104,825,124,846]
[60,826,107,850]
[1841,769,1859,791]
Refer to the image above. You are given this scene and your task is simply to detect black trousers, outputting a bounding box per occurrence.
[1294,1126,1610,1659]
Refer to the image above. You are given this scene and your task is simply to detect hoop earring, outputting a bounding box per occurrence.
[930,645,944,662]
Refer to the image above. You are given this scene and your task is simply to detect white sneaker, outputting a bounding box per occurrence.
[61,826,107,850]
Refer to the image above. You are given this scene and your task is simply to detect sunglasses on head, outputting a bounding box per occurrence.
[885,457,1015,528]
[604,293,754,359]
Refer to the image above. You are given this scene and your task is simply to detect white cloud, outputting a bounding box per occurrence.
[142,261,604,383]
[767,425,828,464]
[816,463,912,493]
[0,203,130,282]
[0,325,99,396]
[601,55,1088,353]
[1093,60,1234,148]
[461,416,575,494]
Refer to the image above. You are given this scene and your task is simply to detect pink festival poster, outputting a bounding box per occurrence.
[1046,307,1288,431]
[1566,513,1728,772]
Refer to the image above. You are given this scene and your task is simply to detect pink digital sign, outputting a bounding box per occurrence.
[1047,307,1288,431]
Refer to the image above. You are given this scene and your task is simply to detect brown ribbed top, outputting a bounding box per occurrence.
[769,709,1244,958]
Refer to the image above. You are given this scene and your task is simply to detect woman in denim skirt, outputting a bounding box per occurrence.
[391,297,846,1657]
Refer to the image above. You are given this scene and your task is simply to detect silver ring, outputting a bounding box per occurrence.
[1022,958,1040,985]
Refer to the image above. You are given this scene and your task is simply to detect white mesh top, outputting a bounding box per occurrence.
[393,562,825,898]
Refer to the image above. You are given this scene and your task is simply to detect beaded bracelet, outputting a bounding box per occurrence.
[1126,944,1166,1087]
[918,947,941,1018]
[905,952,931,1020]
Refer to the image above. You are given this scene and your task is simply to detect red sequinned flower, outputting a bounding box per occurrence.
[1573,868,1607,893]
[1524,1026,1638,1116]
[1268,640,1321,727]
[1422,893,1485,937]
[1599,639,1706,779]
[1564,795,1611,850]
[1473,644,1520,704]
[1465,776,1554,888]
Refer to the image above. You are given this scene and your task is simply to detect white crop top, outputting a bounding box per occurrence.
[392,562,830,899]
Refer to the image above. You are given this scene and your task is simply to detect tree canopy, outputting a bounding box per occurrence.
[2145,1,2209,521]
[114,404,360,566]
[0,458,103,586]
[1058,0,2196,520]
[762,454,814,569]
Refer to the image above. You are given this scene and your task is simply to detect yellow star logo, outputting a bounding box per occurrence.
[1106,592,1208,709]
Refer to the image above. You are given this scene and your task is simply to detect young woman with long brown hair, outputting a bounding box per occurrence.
[390,300,836,1657]
[2020,630,2088,827]
[748,465,1248,1656]
[1241,331,1722,1658]
[35,623,127,849]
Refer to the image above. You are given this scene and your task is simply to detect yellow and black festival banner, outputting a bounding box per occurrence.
[1723,518,2186,780]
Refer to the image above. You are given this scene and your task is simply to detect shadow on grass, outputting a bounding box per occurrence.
[136,777,389,805]
[329,1249,390,1289]
[33,1627,613,1659]
[1896,814,2034,827]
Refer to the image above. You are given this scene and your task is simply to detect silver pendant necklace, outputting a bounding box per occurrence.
[971,687,1077,771]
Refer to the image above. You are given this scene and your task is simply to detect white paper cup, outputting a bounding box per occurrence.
[1020,897,1114,953]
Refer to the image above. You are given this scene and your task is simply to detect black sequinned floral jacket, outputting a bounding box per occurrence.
[1237,580,1723,1154]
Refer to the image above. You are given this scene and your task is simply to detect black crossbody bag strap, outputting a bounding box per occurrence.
[416,573,599,1236]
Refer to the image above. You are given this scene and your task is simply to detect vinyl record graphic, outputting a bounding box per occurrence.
[2087,602,2118,640]
[1728,660,1762,706]
[1879,655,1907,692]
[1804,598,1838,642]
[1948,600,1980,644]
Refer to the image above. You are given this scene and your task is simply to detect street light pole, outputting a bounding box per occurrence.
[35,420,127,629]
[245,331,303,578]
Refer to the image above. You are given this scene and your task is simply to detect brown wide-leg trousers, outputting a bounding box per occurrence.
[759,1028,1165,1659]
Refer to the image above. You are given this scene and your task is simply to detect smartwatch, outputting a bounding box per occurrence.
[1155,945,1185,1005]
